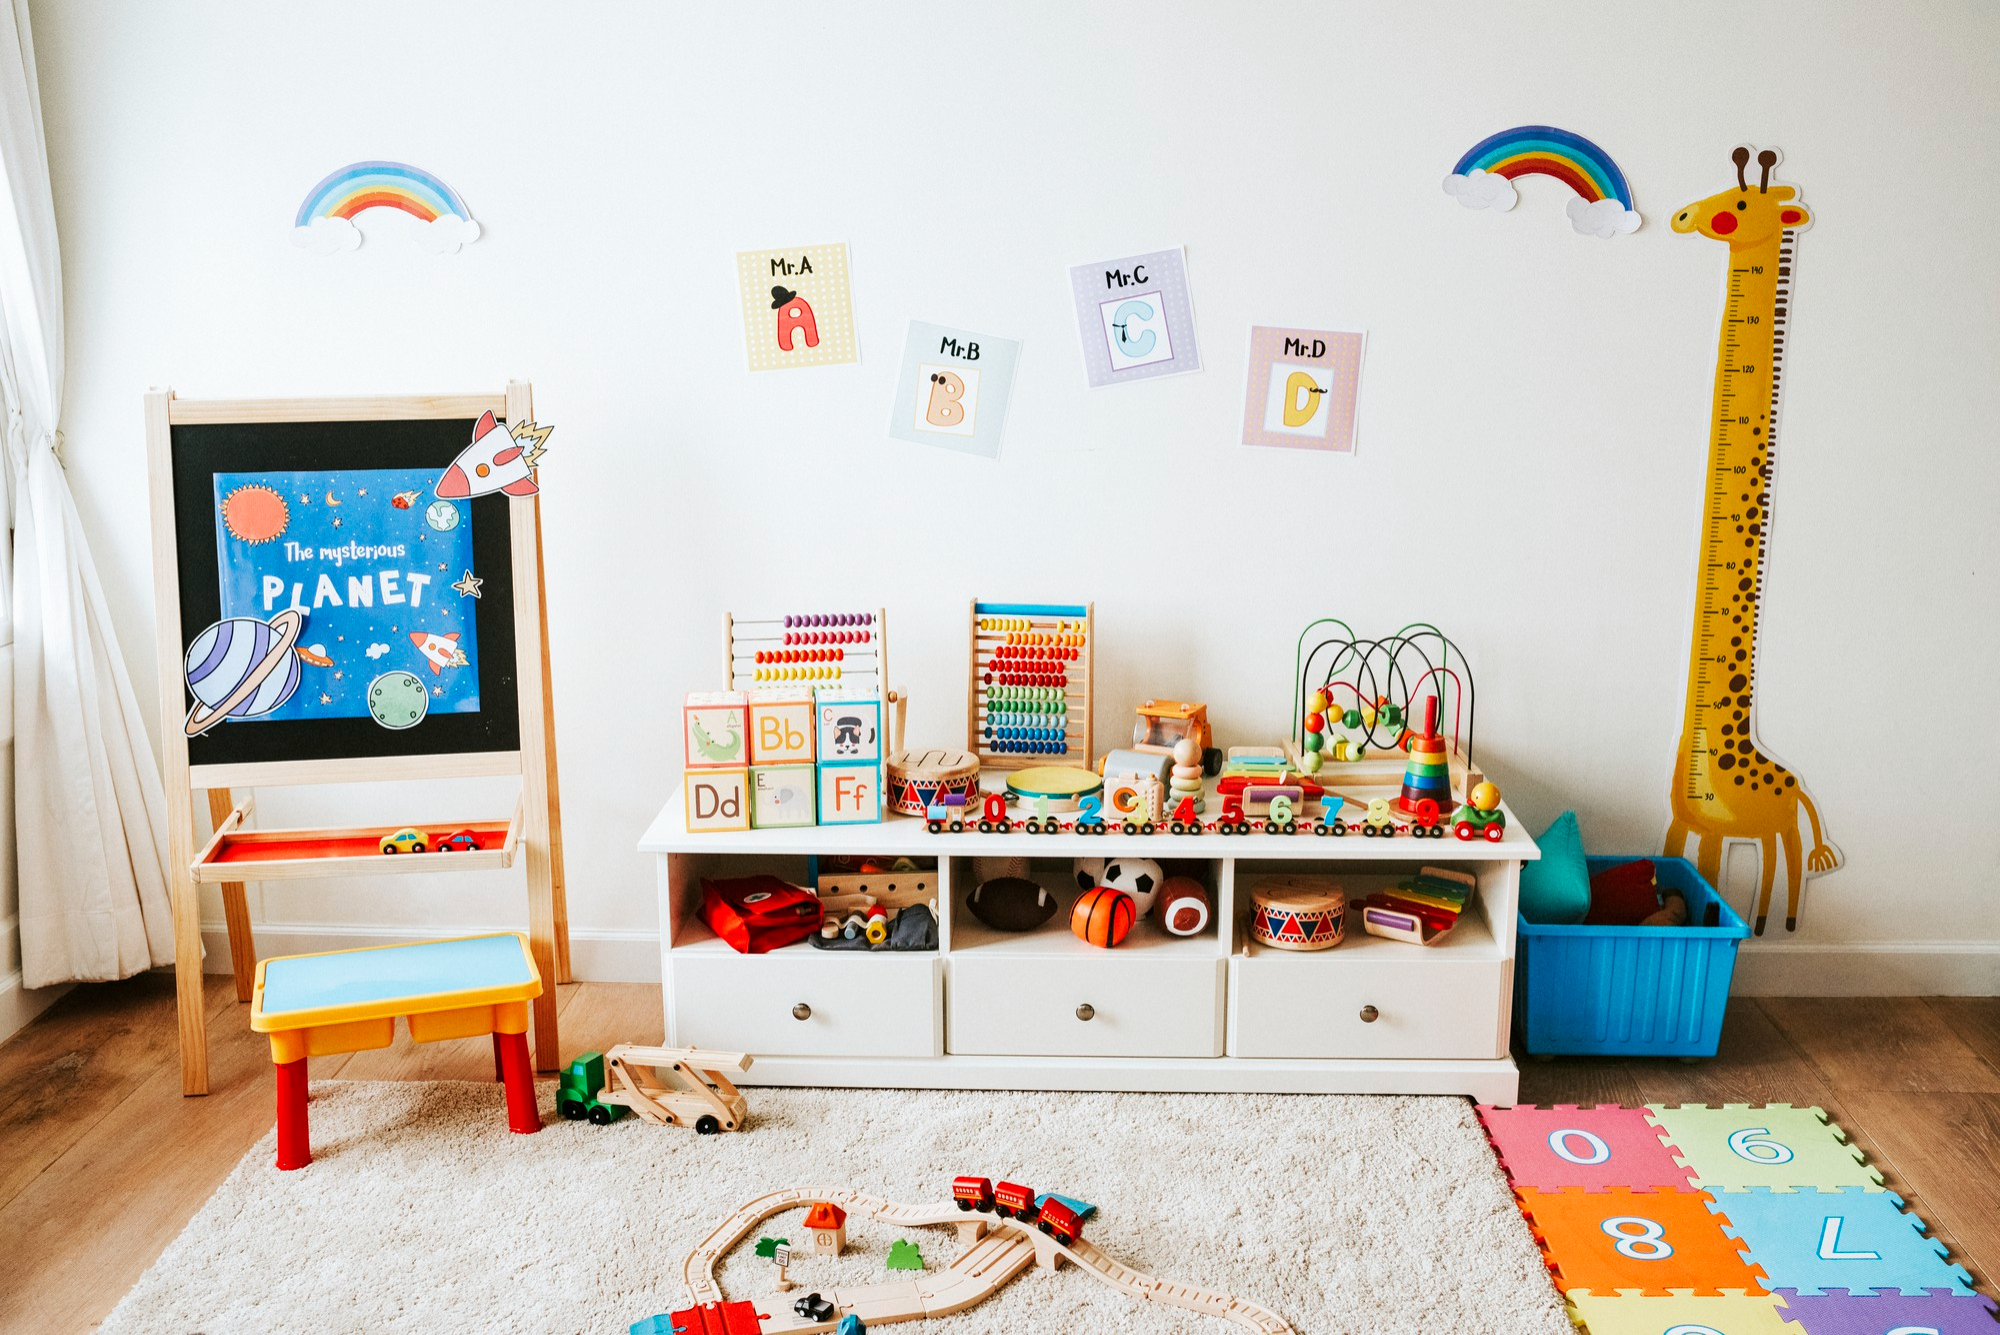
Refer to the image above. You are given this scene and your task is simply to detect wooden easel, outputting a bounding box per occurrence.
[146,383,570,1096]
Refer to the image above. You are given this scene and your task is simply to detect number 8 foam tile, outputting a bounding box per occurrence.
[1773,1286,2000,1334]
[1704,1187,1974,1297]
[1514,1186,1767,1297]
[1477,1104,1698,1191]
[1646,1104,1882,1193]
[1565,1289,1799,1335]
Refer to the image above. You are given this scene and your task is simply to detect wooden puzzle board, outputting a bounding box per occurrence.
[1478,1102,1992,1333]
[966,600,1093,773]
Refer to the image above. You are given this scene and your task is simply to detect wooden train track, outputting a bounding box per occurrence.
[681,1188,1294,1333]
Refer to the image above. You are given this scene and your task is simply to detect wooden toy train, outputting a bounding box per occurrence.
[951,1175,1087,1247]
[925,776,1505,841]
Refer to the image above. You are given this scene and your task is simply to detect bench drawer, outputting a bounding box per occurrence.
[949,956,1224,1058]
[671,953,941,1058]
[1228,954,1505,1059]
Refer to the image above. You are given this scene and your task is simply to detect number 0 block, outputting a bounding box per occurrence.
[1476,1104,1696,1191]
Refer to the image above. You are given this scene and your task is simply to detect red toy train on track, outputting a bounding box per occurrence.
[951,1175,1086,1247]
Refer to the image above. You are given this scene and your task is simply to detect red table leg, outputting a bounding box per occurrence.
[275,1057,311,1170]
[495,1030,540,1134]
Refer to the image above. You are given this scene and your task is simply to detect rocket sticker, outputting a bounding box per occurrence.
[409,629,469,675]
[434,411,553,500]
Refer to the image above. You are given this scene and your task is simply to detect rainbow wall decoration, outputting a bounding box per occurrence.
[291,161,481,255]
[1443,126,1641,239]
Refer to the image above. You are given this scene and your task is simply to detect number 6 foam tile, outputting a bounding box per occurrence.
[1705,1187,1974,1297]
[1773,1287,2000,1334]
[1477,1104,1698,1191]
[1565,1289,1798,1335]
[1647,1104,1882,1193]
[1515,1187,1767,1297]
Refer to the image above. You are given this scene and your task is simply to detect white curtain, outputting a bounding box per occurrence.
[1,0,173,987]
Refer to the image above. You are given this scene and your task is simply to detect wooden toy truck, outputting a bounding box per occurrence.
[556,1045,751,1134]
[1130,698,1223,776]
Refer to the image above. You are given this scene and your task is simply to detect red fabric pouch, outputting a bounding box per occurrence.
[701,875,821,953]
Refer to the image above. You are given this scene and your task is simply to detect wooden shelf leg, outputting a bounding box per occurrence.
[173,870,209,1096]
[274,1057,311,1170]
[208,788,256,1002]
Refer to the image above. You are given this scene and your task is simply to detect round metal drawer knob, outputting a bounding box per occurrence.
[1359,1005,1380,1023]
[792,1003,812,1021]
[1075,1004,1095,1021]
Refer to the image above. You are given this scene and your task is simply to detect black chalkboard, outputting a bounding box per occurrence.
[168,415,522,766]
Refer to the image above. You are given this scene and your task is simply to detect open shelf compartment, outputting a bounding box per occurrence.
[191,793,523,883]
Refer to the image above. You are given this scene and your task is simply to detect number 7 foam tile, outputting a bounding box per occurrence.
[1705,1187,1974,1296]
[1646,1104,1883,1193]
[1515,1187,1767,1297]
[1565,1289,1798,1334]
[1773,1286,2000,1334]
[1477,1104,1698,1191]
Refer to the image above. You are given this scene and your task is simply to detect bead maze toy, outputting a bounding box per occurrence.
[648,1181,1296,1334]
[1478,1102,1993,1335]
[556,1044,752,1133]
[967,601,1093,771]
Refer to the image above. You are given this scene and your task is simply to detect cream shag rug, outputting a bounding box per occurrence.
[102,1081,1568,1335]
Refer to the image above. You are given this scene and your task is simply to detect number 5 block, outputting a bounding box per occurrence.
[1646,1104,1882,1192]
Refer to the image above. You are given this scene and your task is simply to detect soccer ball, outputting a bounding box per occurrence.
[1098,857,1162,917]
[1073,857,1106,893]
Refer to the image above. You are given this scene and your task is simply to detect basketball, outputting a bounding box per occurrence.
[1070,885,1136,948]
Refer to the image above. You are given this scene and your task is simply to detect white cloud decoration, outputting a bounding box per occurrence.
[1442,168,1519,212]
[366,642,391,660]
[290,216,361,255]
[1566,196,1643,239]
[414,215,482,255]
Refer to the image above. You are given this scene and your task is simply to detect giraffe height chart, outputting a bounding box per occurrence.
[1663,147,1840,933]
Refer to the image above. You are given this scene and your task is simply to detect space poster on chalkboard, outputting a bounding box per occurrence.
[211,469,481,728]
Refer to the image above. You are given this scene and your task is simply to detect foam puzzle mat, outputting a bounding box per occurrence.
[1477,1103,1999,1333]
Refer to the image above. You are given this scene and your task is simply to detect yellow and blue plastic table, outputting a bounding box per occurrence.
[248,933,544,1170]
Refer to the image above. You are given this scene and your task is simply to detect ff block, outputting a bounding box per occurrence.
[751,765,817,828]
[816,692,882,764]
[747,688,816,766]
[684,691,750,770]
[818,762,883,825]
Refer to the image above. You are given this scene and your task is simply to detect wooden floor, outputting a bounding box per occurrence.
[0,982,1993,1333]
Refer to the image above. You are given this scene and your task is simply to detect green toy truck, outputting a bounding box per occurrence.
[557,1045,753,1133]
[557,1051,628,1125]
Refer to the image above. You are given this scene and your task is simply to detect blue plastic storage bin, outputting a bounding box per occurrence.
[1515,856,1749,1057]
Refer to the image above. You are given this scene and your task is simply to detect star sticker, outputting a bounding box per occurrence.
[452,570,484,599]
[331,517,343,528]
[333,671,344,680]
[319,692,332,704]
[357,487,368,497]
[432,685,444,697]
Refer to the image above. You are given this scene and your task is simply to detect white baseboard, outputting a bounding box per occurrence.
[199,922,661,983]
[1732,941,2000,996]
[0,970,71,1045]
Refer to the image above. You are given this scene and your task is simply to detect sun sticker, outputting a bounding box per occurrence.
[220,485,289,544]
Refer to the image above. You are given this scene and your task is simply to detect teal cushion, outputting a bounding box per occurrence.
[1519,811,1590,924]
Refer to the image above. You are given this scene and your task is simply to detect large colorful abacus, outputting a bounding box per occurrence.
[724,608,889,694]
[966,600,1093,772]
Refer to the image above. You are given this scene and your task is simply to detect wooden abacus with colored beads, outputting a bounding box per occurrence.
[966,600,1093,772]
[725,608,889,693]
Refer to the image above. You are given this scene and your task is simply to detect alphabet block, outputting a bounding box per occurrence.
[751,765,817,828]
[818,761,883,825]
[748,688,816,765]
[815,692,882,764]
[684,691,750,770]
[686,768,751,833]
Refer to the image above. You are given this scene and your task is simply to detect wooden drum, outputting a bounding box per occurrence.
[885,748,981,816]
[1248,876,1347,951]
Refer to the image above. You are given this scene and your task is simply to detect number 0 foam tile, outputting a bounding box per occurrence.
[1772,1286,2000,1334]
[1705,1187,1974,1297]
[1565,1289,1799,1335]
[1477,1104,1698,1191]
[1516,1187,1768,1297]
[1646,1104,1882,1193]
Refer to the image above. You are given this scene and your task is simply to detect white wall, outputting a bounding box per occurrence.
[27,0,2000,993]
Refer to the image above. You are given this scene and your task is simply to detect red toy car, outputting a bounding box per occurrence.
[994,1180,1038,1221]
[1037,1196,1084,1246]
[435,829,481,853]
[952,1175,994,1212]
